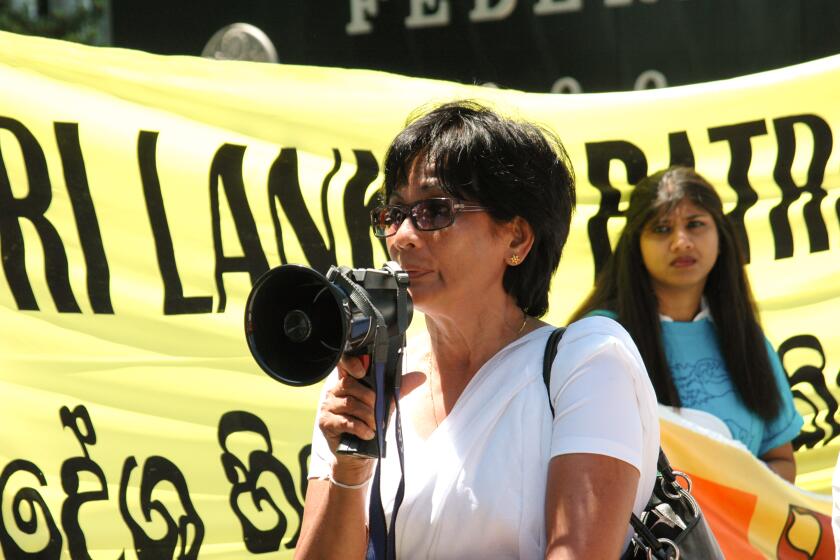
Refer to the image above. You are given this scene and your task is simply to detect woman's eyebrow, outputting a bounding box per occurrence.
[389,181,445,204]
[387,190,406,204]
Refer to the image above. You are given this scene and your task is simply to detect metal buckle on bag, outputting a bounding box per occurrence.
[673,471,691,492]
[661,469,691,499]
[645,538,680,560]
[660,538,680,560]
[649,503,687,531]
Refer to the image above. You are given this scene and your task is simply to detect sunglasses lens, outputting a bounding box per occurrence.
[371,199,459,236]
[413,199,454,231]
[371,206,404,237]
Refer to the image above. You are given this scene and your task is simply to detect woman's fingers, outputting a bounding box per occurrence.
[319,408,375,441]
[334,373,376,408]
[326,390,375,433]
[319,365,377,448]
[338,354,370,380]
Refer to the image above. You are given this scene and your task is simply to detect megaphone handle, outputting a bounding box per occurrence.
[337,352,380,458]
[337,433,379,458]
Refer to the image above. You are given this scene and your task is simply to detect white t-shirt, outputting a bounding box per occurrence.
[309,316,660,559]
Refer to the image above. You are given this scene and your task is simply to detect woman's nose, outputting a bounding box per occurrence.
[670,228,693,251]
[390,214,421,249]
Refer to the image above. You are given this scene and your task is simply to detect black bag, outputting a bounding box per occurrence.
[542,328,725,560]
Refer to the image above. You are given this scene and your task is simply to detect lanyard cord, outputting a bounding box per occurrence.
[367,260,410,559]
[366,359,406,560]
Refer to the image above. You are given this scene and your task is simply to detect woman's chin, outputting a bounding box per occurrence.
[407,287,444,315]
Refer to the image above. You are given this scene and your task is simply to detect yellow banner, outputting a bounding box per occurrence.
[0,31,838,558]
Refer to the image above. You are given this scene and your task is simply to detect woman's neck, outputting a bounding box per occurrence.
[654,284,704,322]
[424,298,533,395]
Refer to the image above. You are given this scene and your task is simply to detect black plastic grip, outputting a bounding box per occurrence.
[337,433,380,458]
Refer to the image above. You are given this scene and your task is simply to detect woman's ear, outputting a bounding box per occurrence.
[506,217,535,266]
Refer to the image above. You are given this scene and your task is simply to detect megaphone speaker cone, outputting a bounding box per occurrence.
[244,265,349,386]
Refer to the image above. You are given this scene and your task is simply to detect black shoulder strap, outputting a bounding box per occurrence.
[542,327,566,416]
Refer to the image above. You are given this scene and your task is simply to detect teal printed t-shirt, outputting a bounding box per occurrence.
[589,310,803,456]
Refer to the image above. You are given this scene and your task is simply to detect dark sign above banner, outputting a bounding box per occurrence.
[111,0,840,92]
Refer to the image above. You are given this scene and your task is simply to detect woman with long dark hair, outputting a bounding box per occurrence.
[571,166,802,482]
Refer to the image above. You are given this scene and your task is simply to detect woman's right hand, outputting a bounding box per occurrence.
[318,354,377,477]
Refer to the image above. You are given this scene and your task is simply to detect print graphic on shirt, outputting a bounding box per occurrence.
[672,358,730,404]
[671,357,751,446]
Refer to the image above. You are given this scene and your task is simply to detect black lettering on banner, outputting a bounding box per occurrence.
[584,140,648,275]
[59,405,111,560]
[210,144,270,312]
[118,456,204,559]
[836,187,840,234]
[267,148,338,274]
[778,335,840,450]
[0,116,81,312]
[770,114,833,259]
[138,130,213,315]
[344,150,380,268]
[2,404,316,557]
[708,120,768,263]
[54,123,113,314]
[837,189,840,233]
[218,411,305,553]
[668,131,695,168]
[0,459,64,559]
[297,444,312,502]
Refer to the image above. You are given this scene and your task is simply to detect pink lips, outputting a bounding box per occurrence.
[671,256,696,268]
[403,268,432,280]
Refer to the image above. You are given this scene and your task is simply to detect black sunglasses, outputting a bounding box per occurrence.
[370,198,488,238]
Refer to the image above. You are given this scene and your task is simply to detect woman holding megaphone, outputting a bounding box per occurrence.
[295,101,660,559]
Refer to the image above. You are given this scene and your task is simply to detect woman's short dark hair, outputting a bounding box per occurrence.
[571,166,783,420]
[381,100,576,317]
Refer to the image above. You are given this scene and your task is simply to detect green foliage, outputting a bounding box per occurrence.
[0,0,106,45]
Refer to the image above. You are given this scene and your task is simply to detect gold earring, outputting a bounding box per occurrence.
[509,254,521,265]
